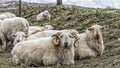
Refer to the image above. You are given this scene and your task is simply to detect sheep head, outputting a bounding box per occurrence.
[43,25,54,30]
[87,24,105,56]
[12,31,28,45]
[87,24,104,40]
[52,29,78,48]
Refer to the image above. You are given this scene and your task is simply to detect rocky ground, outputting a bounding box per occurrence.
[0,5,120,68]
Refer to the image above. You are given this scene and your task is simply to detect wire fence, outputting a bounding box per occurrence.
[1,0,119,22]
[1,0,120,10]
[0,0,79,17]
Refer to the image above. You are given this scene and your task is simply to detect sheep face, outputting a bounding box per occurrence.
[86,24,104,56]
[53,30,78,48]
[12,31,27,45]
[87,24,104,40]
[43,10,49,16]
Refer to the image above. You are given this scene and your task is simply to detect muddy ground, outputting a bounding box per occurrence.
[0,5,120,68]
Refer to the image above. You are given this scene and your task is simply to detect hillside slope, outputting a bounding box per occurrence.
[0,5,120,68]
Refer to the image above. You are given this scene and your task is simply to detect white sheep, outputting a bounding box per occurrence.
[0,12,16,20]
[29,26,44,35]
[43,25,54,30]
[27,30,60,40]
[74,24,105,59]
[11,30,78,66]
[36,10,51,21]
[27,29,78,40]
[28,25,54,35]
[13,31,28,46]
[1,17,29,51]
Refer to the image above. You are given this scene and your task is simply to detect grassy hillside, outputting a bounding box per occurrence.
[0,5,120,68]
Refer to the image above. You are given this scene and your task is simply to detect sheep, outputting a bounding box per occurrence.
[27,29,78,40]
[0,12,16,20]
[28,25,54,35]
[11,30,79,66]
[1,17,29,51]
[27,30,60,40]
[13,31,28,46]
[74,24,105,59]
[36,10,51,21]
[29,26,44,35]
[43,25,54,30]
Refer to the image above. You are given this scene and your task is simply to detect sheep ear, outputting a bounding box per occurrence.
[88,27,94,31]
[52,32,61,45]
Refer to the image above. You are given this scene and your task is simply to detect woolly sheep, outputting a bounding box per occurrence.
[43,25,54,30]
[0,12,16,20]
[28,25,54,35]
[11,30,79,66]
[29,26,44,35]
[74,24,105,59]
[27,29,78,40]
[36,10,51,21]
[1,17,29,51]
[27,30,60,40]
[13,31,28,46]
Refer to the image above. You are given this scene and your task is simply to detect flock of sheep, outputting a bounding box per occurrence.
[0,10,105,67]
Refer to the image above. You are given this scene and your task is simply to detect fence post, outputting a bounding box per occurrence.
[57,0,62,5]
[19,0,22,17]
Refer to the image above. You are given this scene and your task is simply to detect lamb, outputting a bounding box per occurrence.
[0,12,16,20]
[29,26,44,35]
[13,31,28,46]
[36,10,51,21]
[11,30,79,66]
[1,17,29,51]
[27,29,78,40]
[27,30,60,40]
[43,25,54,30]
[74,24,105,59]
[28,25,54,35]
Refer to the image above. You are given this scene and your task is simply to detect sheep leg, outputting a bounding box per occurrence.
[3,40,8,51]
[24,57,31,67]
[1,34,8,51]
